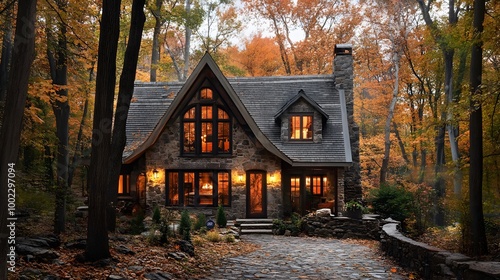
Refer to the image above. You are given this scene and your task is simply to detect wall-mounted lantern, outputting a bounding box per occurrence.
[153,168,159,180]
[237,173,244,183]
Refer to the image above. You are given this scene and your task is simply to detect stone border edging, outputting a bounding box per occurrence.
[380,223,500,280]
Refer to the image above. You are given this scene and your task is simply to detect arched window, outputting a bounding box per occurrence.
[181,88,232,155]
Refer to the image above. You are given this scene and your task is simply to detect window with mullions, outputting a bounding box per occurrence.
[290,115,313,140]
[166,170,231,207]
[305,175,324,196]
[182,88,231,155]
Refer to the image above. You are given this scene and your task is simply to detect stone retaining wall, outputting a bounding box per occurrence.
[381,223,500,280]
[303,215,381,240]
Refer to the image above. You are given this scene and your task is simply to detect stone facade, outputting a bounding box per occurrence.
[144,115,283,219]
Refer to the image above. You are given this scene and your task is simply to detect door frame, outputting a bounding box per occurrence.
[245,170,267,218]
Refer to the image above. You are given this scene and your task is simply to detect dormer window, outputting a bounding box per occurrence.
[182,87,232,155]
[290,115,313,140]
[275,90,328,143]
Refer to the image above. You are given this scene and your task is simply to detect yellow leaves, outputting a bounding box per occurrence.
[26,105,44,124]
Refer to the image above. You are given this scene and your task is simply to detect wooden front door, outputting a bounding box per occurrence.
[137,173,147,207]
[246,171,267,218]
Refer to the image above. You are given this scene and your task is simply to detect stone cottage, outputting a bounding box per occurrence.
[120,44,360,219]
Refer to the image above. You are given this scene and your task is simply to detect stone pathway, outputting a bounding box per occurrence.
[202,235,406,280]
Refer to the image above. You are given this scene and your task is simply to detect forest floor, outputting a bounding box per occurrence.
[10,209,499,279]
[417,224,500,261]
[10,212,258,279]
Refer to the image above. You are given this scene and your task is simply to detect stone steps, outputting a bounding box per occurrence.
[235,218,274,235]
[240,229,273,234]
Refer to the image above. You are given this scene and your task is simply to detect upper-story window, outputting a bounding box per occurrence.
[182,88,231,155]
[290,115,313,140]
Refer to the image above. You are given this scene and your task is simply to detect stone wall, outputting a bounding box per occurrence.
[381,223,500,280]
[303,215,381,240]
[144,116,283,219]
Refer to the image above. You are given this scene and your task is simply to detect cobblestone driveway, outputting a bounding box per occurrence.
[203,235,406,280]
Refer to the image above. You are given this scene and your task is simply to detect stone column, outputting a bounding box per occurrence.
[334,44,361,202]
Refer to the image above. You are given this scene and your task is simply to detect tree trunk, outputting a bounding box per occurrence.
[380,53,400,184]
[0,4,13,102]
[150,0,162,82]
[393,122,410,165]
[107,0,146,232]
[0,1,37,278]
[68,66,94,189]
[48,0,70,234]
[468,0,487,257]
[182,0,192,81]
[85,0,121,262]
[434,121,446,226]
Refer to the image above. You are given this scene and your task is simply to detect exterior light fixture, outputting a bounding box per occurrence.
[237,174,244,183]
[153,168,159,180]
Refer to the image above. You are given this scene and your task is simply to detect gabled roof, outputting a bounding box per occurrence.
[274,89,329,122]
[124,53,352,167]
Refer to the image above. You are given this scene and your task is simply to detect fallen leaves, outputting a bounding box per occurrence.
[10,233,257,280]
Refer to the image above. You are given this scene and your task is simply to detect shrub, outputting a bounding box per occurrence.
[272,213,303,236]
[345,200,364,211]
[216,205,227,228]
[146,228,161,245]
[158,219,170,244]
[192,235,205,246]
[370,183,414,229]
[17,186,54,215]
[225,234,236,243]
[194,213,206,231]
[128,210,146,235]
[152,206,161,224]
[206,230,222,242]
[179,210,192,241]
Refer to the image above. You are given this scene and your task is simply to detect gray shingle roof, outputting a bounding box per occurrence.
[124,55,351,166]
[123,83,181,158]
[228,76,348,164]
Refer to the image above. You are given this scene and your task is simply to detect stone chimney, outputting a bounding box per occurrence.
[333,44,361,202]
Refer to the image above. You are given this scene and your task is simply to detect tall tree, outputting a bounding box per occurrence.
[46,0,70,234]
[0,2,13,102]
[0,1,37,278]
[416,0,464,225]
[149,0,163,82]
[182,0,192,81]
[417,0,464,201]
[468,0,487,256]
[85,0,121,261]
[107,0,146,232]
[197,0,241,54]
[377,0,410,184]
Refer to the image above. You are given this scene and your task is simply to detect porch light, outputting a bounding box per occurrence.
[269,174,275,183]
[237,174,244,183]
[153,168,159,180]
